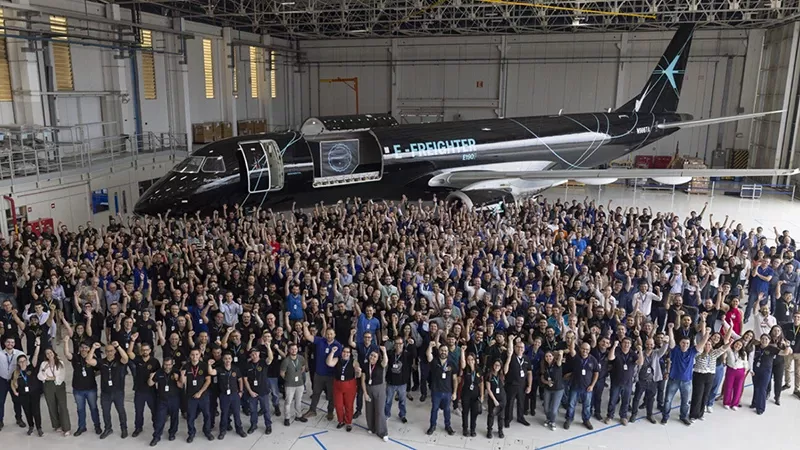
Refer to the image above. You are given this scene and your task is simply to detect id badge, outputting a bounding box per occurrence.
[124,342,129,349]
[495,388,500,394]
[441,372,446,379]
[278,355,282,360]
[234,357,238,363]
[199,319,204,324]
[519,370,525,378]
[581,369,586,376]
[164,385,170,393]
[294,376,299,382]
[646,368,652,374]
[368,379,372,385]
[226,389,231,395]
[756,362,760,368]
[24,386,29,393]
[469,384,474,391]
[82,369,87,377]
[325,348,330,354]
[253,380,258,386]
[623,364,628,371]
[792,341,796,347]
[340,375,345,381]
[192,379,198,386]
[108,380,113,387]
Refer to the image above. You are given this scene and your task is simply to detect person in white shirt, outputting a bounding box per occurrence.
[219,292,243,327]
[0,336,26,429]
[632,281,659,317]
[751,304,777,337]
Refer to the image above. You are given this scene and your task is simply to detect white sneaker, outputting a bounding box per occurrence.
[706,406,713,414]
[383,436,389,442]
[732,406,738,411]
[723,405,730,410]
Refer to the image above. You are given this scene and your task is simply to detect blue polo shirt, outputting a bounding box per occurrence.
[669,346,698,381]
[356,313,380,346]
[751,266,775,294]
[286,293,303,321]
[313,336,342,377]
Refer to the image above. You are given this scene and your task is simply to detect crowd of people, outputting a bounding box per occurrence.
[0,196,798,446]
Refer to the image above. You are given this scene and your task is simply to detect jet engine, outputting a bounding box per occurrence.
[445,189,513,211]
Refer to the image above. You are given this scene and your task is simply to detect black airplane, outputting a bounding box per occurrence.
[134,24,793,216]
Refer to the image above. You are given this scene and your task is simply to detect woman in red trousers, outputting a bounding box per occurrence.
[722,339,749,410]
[327,345,361,431]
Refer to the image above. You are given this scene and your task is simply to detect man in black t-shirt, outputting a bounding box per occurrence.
[565,341,598,430]
[149,356,182,446]
[244,346,274,434]
[99,341,130,439]
[65,338,101,435]
[503,338,532,428]
[127,340,160,438]
[426,341,456,436]
[181,349,214,443]
[605,338,639,425]
[385,336,416,422]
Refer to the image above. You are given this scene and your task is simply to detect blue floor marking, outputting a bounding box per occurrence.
[535,382,755,450]
[312,435,329,450]
[299,430,329,439]
[301,400,417,450]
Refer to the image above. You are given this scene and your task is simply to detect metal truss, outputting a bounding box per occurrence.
[126,0,800,39]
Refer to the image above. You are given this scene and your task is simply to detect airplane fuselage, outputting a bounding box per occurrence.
[134,111,688,215]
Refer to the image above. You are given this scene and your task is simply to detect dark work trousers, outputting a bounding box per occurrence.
[0,377,23,424]
[308,374,334,415]
[152,396,180,441]
[355,379,364,414]
[503,383,525,426]
[186,394,211,437]
[591,375,607,419]
[487,396,506,433]
[249,394,272,427]
[208,386,219,429]
[461,391,480,433]
[631,379,657,420]
[656,378,666,410]
[524,380,539,415]
[219,393,243,433]
[689,372,714,420]
[18,391,42,429]
[419,358,431,397]
[134,390,156,431]
[767,359,785,402]
[101,390,128,431]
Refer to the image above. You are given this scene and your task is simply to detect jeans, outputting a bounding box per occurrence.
[384,384,407,419]
[566,387,593,423]
[631,380,657,419]
[249,394,272,427]
[707,364,725,407]
[543,389,564,424]
[591,376,606,419]
[429,391,451,429]
[607,383,633,419]
[267,378,280,407]
[73,389,101,430]
[661,379,691,422]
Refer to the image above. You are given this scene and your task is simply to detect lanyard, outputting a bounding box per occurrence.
[341,359,350,378]
[492,375,500,386]
[20,370,27,384]
[291,358,299,371]
[369,363,376,380]
[620,352,630,365]
[469,371,476,385]
[580,357,590,370]
[517,356,525,367]
[5,352,12,369]
[394,353,402,365]
[190,364,199,378]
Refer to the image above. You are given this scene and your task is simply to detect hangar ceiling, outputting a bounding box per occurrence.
[122,0,800,39]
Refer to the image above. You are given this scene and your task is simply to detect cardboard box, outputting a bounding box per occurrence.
[192,123,213,144]
[253,119,267,133]
[238,120,252,135]
[222,122,233,138]
[212,122,223,141]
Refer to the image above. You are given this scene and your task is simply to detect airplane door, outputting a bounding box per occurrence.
[238,140,272,193]
[264,140,284,190]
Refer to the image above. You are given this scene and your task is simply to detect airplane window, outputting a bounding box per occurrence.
[202,156,226,173]
[173,156,204,173]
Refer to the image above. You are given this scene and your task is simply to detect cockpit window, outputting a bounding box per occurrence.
[201,156,226,173]
[173,156,204,173]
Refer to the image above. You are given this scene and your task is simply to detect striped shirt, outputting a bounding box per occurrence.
[692,347,728,374]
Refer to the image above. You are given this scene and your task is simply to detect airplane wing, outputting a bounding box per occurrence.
[431,168,800,186]
[657,110,783,130]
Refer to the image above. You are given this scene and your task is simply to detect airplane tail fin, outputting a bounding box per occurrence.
[616,23,696,114]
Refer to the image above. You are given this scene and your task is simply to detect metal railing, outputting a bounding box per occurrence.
[0,125,186,182]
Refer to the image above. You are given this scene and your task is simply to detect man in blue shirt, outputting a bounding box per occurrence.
[300,323,341,421]
[355,304,380,346]
[661,320,709,425]
[285,284,305,323]
[746,259,774,323]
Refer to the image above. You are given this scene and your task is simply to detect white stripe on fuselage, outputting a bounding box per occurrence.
[383,131,611,160]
